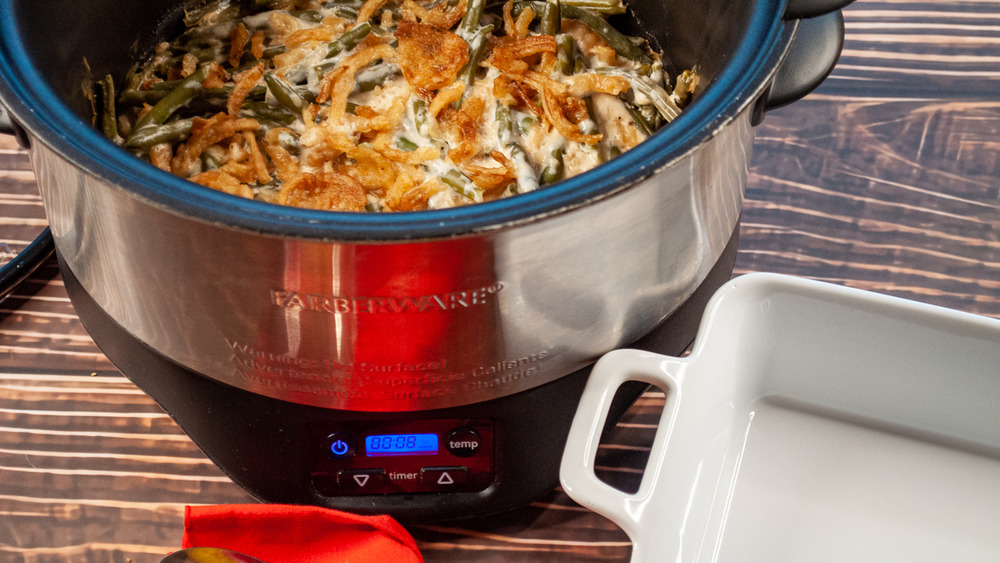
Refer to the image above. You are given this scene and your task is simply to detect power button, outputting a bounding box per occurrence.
[325,432,356,459]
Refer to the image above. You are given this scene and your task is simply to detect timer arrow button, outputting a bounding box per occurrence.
[339,469,385,491]
[422,466,469,488]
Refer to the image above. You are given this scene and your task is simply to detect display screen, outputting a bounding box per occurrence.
[365,433,439,457]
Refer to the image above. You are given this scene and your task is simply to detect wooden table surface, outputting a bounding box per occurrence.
[2,1,999,560]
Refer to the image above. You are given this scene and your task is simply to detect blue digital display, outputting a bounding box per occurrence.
[365,433,438,456]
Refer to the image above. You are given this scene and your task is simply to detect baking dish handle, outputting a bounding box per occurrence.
[0,102,54,300]
[560,349,733,562]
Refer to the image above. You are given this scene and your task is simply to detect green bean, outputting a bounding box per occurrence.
[442,169,482,201]
[201,150,222,171]
[278,130,301,153]
[520,116,536,134]
[326,21,373,58]
[202,85,267,101]
[594,66,681,121]
[541,0,561,35]
[413,99,429,136]
[519,3,650,64]
[355,64,402,92]
[396,137,419,151]
[623,102,653,137]
[99,75,121,144]
[556,34,575,75]
[496,104,514,145]
[459,0,487,36]
[124,119,193,150]
[457,24,494,89]
[264,72,307,113]
[117,89,167,106]
[496,104,540,193]
[130,65,207,133]
[242,102,297,125]
[640,103,663,130]
[147,79,184,91]
[561,0,625,14]
[290,9,324,22]
[539,147,564,184]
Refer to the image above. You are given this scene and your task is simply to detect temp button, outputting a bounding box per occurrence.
[446,428,481,457]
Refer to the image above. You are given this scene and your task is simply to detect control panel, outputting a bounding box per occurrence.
[310,419,494,496]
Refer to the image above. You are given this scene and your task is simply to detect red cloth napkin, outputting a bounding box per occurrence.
[182,504,424,563]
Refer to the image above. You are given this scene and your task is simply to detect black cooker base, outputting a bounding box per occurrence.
[61,226,738,522]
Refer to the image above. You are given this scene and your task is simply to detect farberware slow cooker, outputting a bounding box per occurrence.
[0,0,850,520]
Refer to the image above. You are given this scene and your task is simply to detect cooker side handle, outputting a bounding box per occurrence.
[0,102,54,300]
[755,9,846,122]
[785,0,854,19]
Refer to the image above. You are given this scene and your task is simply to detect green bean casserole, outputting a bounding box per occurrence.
[100,0,698,211]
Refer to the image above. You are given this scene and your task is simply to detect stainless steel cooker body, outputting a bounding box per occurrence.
[31,113,748,412]
[0,0,850,412]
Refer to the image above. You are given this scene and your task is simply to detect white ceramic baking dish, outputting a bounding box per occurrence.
[560,273,1000,562]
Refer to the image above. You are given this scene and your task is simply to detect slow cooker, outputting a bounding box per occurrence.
[0,0,849,520]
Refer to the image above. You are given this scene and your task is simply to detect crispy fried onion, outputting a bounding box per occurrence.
[268,11,306,40]
[318,44,397,121]
[357,0,392,23]
[493,74,543,116]
[340,145,397,194]
[229,23,249,68]
[181,53,198,77]
[441,94,485,164]
[394,21,469,92]
[228,63,265,117]
[486,34,556,76]
[172,113,260,176]
[278,171,367,211]
[373,135,441,165]
[402,0,468,29]
[203,62,229,89]
[428,82,465,120]
[251,31,266,59]
[150,143,172,172]
[502,1,535,38]
[284,24,342,48]
[563,73,631,98]
[485,35,600,143]
[350,92,409,135]
[190,170,254,199]
[263,128,301,181]
[526,71,602,145]
[462,151,517,190]
[243,131,271,184]
[385,172,450,210]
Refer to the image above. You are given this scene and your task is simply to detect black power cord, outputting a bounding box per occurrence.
[0,228,54,300]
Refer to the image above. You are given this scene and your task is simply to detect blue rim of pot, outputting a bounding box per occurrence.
[0,1,792,242]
